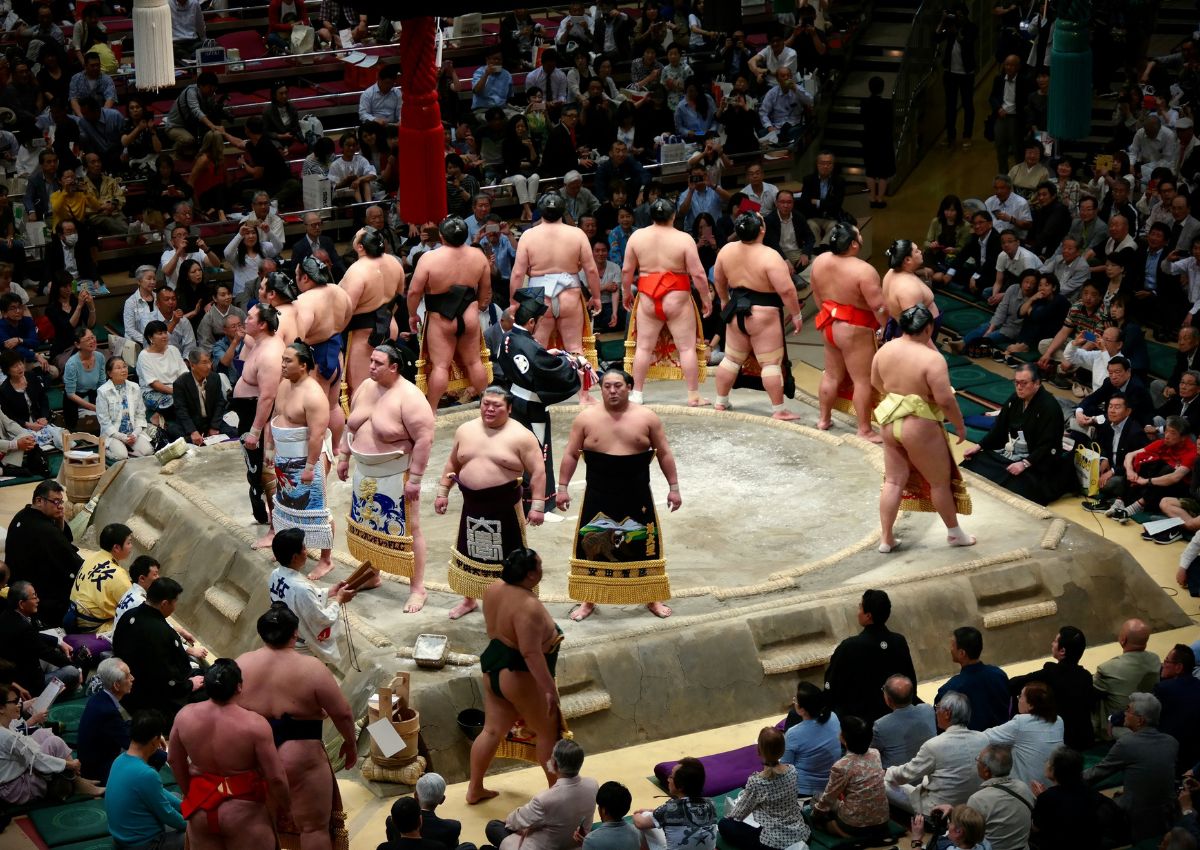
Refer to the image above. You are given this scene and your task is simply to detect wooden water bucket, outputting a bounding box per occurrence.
[62,432,106,503]
[368,672,421,768]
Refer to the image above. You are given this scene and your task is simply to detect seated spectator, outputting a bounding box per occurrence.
[0,679,102,805]
[953,269,1036,357]
[1167,237,1200,321]
[1107,295,1150,379]
[1064,326,1125,399]
[261,85,302,150]
[884,691,988,815]
[675,79,718,144]
[1083,692,1178,842]
[143,156,193,232]
[798,151,847,243]
[983,682,1063,785]
[985,175,1033,239]
[121,266,161,362]
[444,154,478,218]
[105,709,185,848]
[1149,370,1200,446]
[63,327,105,430]
[677,164,723,233]
[595,141,648,207]
[0,581,82,697]
[408,772,474,850]
[932,210,1002,290]
[1080,394,1150,511]
[50,166,101,231]
[150,285,197,359]
[187,131,228,222]
[583,782,639,850]
[4,481,82,626]
[69,521,133,635]
[633,757,716,850]
[740,162,779,216]
[77,101,125,178]
[824,589,917,724]
[97,356,154,460]
[0,352,63,452]
[1093,618,1161,738]
[160,226,221,290]
[113,577,203,727]
[1107,415,1197,522]
[633,86,675,162]
[224,223,278,308]
[502,115,541,222]
[137,321,188,426]
[542,103,594,179]
[77,657,133,784]
[758,68,810,148]
[922,195,971,276]
[749,28,798,89]
[1075,353,1155,429]
[473,47,514,118]
[557,4,595,60]
[911,804,988,850]
[45,276,96,372]
[196,283,247,354]
[1026,181,1071,259]
[381,796,449,850]
[689,138,733,193]
[1008,141,1049,200]
[0,292,55,377]
[1036,280,1107,386]
[167,349,235,446]
[872,675,937,769]
[1028,747,1104,849]
[781,681,841,796]
[1038,236,1091,300]
[949,744,1033,850]
[228,117,300,210]
[718,727,810,850]
[811,716,890,841]
[1051,157,1083,216]
[935,627,1011,732]
[561,171,600,226]
[1153,644,1200,772]
[211,314,245,382]
[1139,224,1175,333]
[985,230,1039,303]
[717,75,762,155]
[483,739,597,850]
[526,48,569,111]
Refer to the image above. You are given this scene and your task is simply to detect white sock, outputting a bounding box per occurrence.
[716,395,730,407]
[630,390,644,404]
[947,526,975,546]
[772,403,787,413]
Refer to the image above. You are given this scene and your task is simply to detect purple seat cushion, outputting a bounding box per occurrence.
[652,718,788,797]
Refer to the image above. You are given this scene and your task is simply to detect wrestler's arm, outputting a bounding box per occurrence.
[650,415,682,511]
[167,724,188,795]
[555,416,585,509]
[402,397,436,500]
[929,359,965,443]
[620,239,638,310]
[521,431,547,521]
[313,664,358,769]
[406,263,428,333]
[253,716,292,812]
[249,354,282,450]
[510,238,530,299]
[477,253,493,310]
[579,232,601,310]
[264,381,286,455]
[292,303,313,343]
[434,434,463,513]
[339,268,365,314]
[767,253,801,331]
[712,253,730,303]
[514,610,558,713]
[394,259,407,298]
[870,354,884,394]
[303,387,330,474]
[683,240,712,315]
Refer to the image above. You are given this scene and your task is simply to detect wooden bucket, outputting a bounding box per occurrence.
[63,455,104,502]
[368,672,421,768]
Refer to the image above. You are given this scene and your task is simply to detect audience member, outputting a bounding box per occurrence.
[97,356,155,460]
[871,675,936,769]
[953,744,1033,850]
[4,480,82,626]
[1153,643,1200,771]
[1029,746,1104,850]
[983,682,1063,785]
[76,657,133,784]
[105,709,185,849]
[935,626,1010,731]
[884,691,988,815]
[633,757,717,850]
[781,682,841,797]
[483,739,597,850]
[718,727,810,850]
[1009,626,1097,750]
[0,580,82,697]
[810,715,889,841]
[0,679,102,805]
[68,521,133,635]
[823,589,917,724]
[911,804,987,850]
[167,349,236,446]
[583,782,639,850]
[797,151,847,243]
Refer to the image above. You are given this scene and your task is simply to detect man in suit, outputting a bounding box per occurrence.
[388,773,475,850]
[166,349,236,447]
[77,657,134,784]
[763,189,815,284]
[988,54,1034,173]
[43,219,99,291]
[1077,356,1155,432]
[1148,369,1200,440]
[797,151,847,243]
[592,2,633,61]
[4,480,83,627]
[484,739,598,850]
[0,580,82,698]
[932,210,1002,291]
[1153,643,1200,772]
[1026,181,1072,259]
[1083,393,1149,511]
[540,103,592,179]
[290,212,346,281]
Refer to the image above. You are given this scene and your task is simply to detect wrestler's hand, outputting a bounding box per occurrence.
[701,301,712,318]
[409,316,421,335]
[556,490,571,511]
[588,295,601,314]
[337,457,350,481]
[404,479,421,502]
[434,496,449,515]
[667,490,682,511]
[622,292,633,312]
[791,314,803,334]
[528,508,544,526]
[340,737,358,770]
[243,432,259,450]
[301,466,315,484]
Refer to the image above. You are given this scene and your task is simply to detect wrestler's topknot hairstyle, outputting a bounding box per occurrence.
[829,223,859,255]
[899,304,934,335]
[253,302,280,334]
[885,239,916,271]
[501,547,540,584]
[649,197,675,223]
[359,226,386,258]
[537,192,565,222]
[602,367,634,388]
[257,602,299,648]
[299,255,332,285]
[265,271,299,302]
[481,384,513,405]
[374,339,418,382]
[288,338,315,369]
[204,658,243,703]
[734,212,762,242]
[439,216,469,246]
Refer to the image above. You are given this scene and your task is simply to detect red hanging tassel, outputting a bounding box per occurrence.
[397,18,447,225]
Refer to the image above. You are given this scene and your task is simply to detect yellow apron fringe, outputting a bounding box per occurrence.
[623,294,708,382]
[568,568,671,605]
[415,322,493,394]
[346,519,415,577]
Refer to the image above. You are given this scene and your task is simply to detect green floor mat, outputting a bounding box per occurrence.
[965,426,991,444]
[948,364,1010,390]
[48,695,88,734]
[960,377,1016,406]
[48,387,63,410]
[0,452,64,488]
[955,398,992,419]
[941,353,971,368]
[938,309,992,335]
[28,798,109,846]
[807,820,906,849]
[1146,339,1176,381]
[53,839,115,850]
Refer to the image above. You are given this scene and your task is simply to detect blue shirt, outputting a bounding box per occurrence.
[211,335,244,380]
[677,186,721,232]
[609,225,634,265]
[105,753,186,844]
[780,713,842,795]
[0,316,40,359]
[471,66,514,110]
[64,351,106,396]
[483,235,516,279]
[935,662,1012,732]
[674,96,717,140]
[1145,247,1165,292]
[68,71,117,106]
[358,83,401,124]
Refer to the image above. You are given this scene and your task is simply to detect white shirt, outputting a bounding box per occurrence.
[222,231,279,300]
[114,583,146,627]
[268,565,341,664]
[327,152,375,185]
[741,182,779,216]
[1064,341,1115,393]
[148,306,197,359]
[122,290,157,346]
[982,713,1065,785]
[1001,75,1017,113]
[885,725,990,815]
[1170,257,1200,314]
[755,45,798,85]
[159,248,207,289]
[1129,125,1179,169]
[984,192,1032,237]
[995,245,1039,279]
[136,347,188,389]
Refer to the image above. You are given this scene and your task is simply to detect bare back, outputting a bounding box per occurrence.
[452,418,539,487]
[170,701,280,779]
[341,254,405,315]
[713,241,793,295]
[811,252,883,310]
[514,220,592,278]
[883,270,938,321]
[482,581,558,651]
[236,647,338,721]
[872,335,948,400]
[273,303,299,345]
[414,244,490,296]
[625,224,706,284]
[295,285,353,342]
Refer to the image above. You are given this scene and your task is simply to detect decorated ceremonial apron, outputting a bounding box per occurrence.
[873,393,972,514]
[569,450,670,605]
[272,420,334,548]
[447,478,531,599]
[346,436,414,577]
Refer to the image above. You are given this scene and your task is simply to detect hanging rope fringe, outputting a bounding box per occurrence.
[133,0,176,90]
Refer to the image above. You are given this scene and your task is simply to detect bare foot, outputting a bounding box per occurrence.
[856,429,884,444]
[251,529,275,550]
[947,530,976,547]
[75,777,105,797]
[688,396,712,407]
[771,410,800,421]
[466,787,500,804]
[308,556,335,581]
[403,590,427,613]
[362,574,383,590]
[569,602,596,621]
[816,418,833,431]
[449,598,479,619]
[878,538,901,553]
[646,601,672,618]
